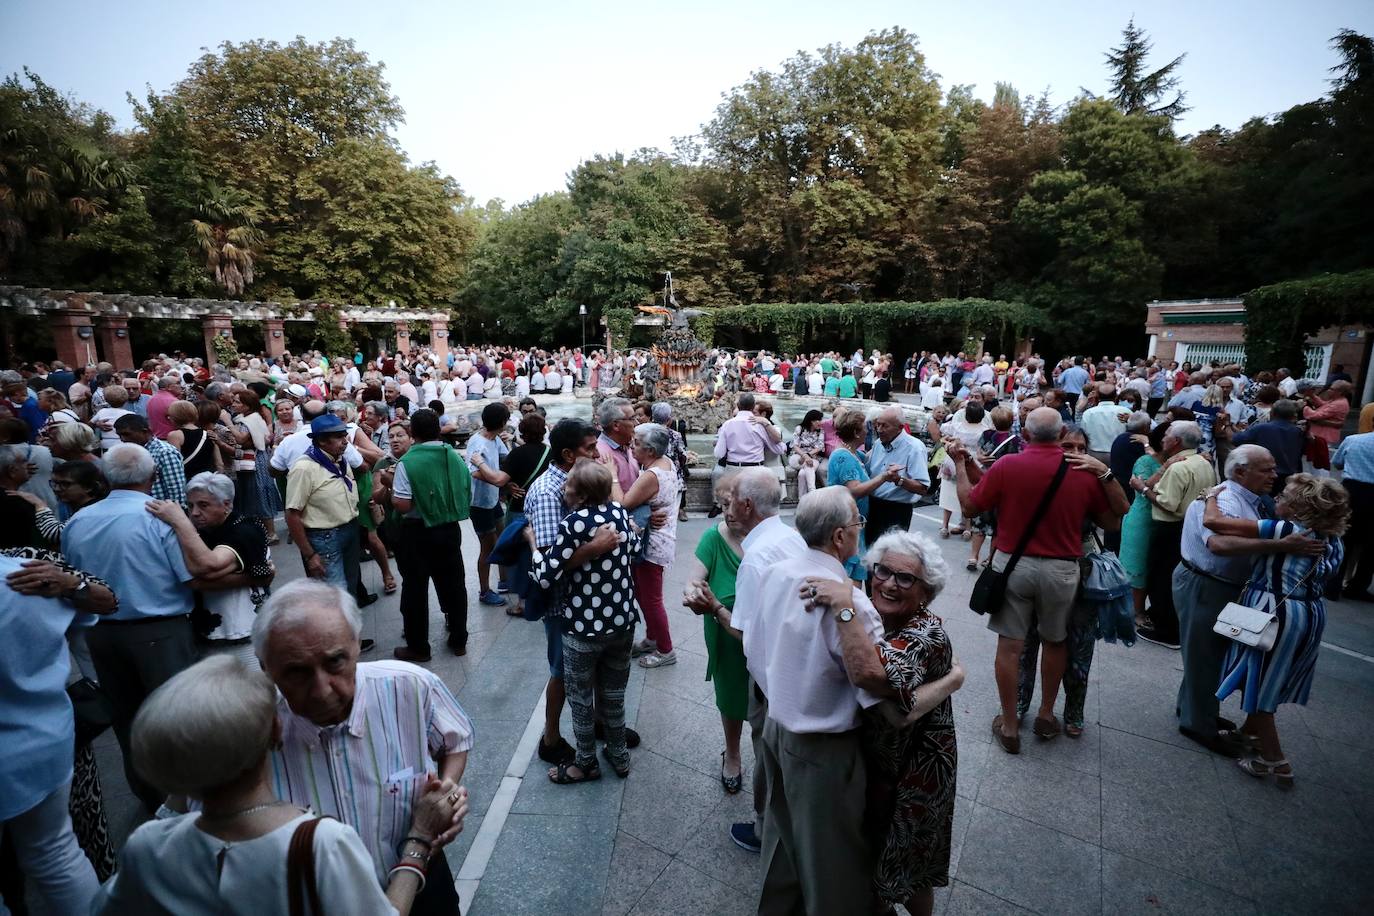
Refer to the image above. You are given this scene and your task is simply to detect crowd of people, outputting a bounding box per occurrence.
[0,337,1371,915]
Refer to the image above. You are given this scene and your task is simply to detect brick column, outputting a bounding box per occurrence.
[263,319,286,359]
[394,321,410,355]
[51,309,97,369]
[202,314,235,365]
[429,317,449,363]
[95,314,134,370]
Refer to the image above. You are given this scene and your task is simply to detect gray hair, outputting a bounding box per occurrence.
[650,401,673,424]
[1024,408,1064,443]
[186,471,235,504]
[0,370,22,387]
[1126,411,1152,434]
[596,396,631,428]
[864,529,948,597]
[252,579,362,661]
[102,443,155,486]
[733,466,781,518]
[329,400,358,423]
[362,402,388,422]
[0,444,25,474]
[204,382,228,401]
[1171,421,1203,450]
[131,655,276,797]
[1225,444,1272,479]
[1272,399,1299,421]
[157,374,182,390]
[49,422,99,455]
[794,485,858,549]
[633,422,671,458]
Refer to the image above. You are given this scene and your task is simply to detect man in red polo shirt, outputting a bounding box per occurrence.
[950,407,1126,754]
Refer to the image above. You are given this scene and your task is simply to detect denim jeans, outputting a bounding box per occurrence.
[306,523,360,595]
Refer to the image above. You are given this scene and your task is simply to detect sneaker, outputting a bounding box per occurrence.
[1137,627,1180,650]
[729,822,762,853]
[479,590,506,607]
[638,650,677,669]
[630,638,658,658]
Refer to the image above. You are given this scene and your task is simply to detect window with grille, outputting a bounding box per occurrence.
[1177,343,1331,380]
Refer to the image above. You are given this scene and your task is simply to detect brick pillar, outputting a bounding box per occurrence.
[263,319,286,359]
[51,309,97,369]
[429,317,449,363]
[1015,337,1034,359]
[95,314,134,370]
[394,321,410,355]
[202,314,235,365]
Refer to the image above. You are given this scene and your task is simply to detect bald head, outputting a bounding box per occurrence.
[1025,407,1064,443]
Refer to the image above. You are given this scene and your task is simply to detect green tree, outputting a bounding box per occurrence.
[460,193,576,342]
[1104,18,1188,119]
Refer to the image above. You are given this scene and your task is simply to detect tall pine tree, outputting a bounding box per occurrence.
[1105,19,1188,119]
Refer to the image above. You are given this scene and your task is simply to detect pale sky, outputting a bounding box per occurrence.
[4,0,1372,207]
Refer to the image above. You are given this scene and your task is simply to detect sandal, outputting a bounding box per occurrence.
[720,752,743,794]
[383,575,398,595]
[505,602,524,617]
[966,559,979,572]
[939,528,951,539]
[548,761,601,785]
[1033,715,1063,740]
[1065,723,1084,739]
[961,529,973,541]
[1237,755,1294,788]
[603,749,631,779]
[992,715,1020,754]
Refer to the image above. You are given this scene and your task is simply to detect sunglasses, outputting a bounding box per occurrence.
[872,562,925,590]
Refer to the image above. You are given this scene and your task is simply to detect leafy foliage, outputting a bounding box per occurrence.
[1104,18,1188,119]
[1243,269,1374,373]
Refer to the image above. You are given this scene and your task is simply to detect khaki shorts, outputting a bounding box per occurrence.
[986,551,1081,643]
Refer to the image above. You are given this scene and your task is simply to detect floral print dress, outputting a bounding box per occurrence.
[861,612,958,902]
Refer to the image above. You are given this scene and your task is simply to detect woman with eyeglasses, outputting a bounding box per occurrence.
[801,530,965,916]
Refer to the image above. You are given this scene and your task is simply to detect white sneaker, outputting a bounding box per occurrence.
[639,650,677,669]
[630,638,658,658]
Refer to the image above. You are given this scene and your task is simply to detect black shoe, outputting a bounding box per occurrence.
[593,721,641,748]
[538,736,575,764]
[1179,726,1242,758]
[1343,588,1374,603]
[357,592,379,608]
[393,646,432,663]
[729,822,762,853]
[1137,627,1180,650]
[447,638,467,657]
[359,639,376,653]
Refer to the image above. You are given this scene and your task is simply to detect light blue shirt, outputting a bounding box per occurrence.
[465,433,509,510]
[1181,479,1267,584]
[127,393,152,418]
[866,431,930,504]
[1059,366,1090,395]
[1332,432,1374,484]
[1149,372,1168,398]
[62,490,193,620]
[0,555,85,820]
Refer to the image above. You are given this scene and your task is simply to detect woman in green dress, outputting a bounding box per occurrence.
[1119,421,1171,626]
[684,476,749,794]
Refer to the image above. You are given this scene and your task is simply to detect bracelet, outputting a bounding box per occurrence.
[388,863,427,892]
[400,849,429,864]
[400,835,433,854]
[1097,470,1113,482]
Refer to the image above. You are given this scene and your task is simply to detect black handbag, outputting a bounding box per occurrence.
[969,458,1069,615]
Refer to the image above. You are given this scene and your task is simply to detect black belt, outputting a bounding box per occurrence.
[100,613,190,627]
[305,523,351,533]
[1180,559,1244,588]
[725,461,763,467]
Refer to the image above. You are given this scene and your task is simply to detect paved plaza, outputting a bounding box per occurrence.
[88,507,1374,915]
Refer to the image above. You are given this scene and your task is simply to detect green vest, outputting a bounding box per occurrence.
[398,442,471,526]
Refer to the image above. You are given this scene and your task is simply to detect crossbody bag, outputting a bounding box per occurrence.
[1214,561,1319,652]
[969,458,1069,615]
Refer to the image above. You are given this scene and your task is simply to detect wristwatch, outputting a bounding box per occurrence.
[64,581,91,603]
[836,607,856,623]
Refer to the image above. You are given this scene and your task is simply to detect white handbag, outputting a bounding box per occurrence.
[1213,565,1317,652]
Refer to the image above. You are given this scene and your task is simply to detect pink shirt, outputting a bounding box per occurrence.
[714,411,787,464]
[1304,397,1350,445]
[146,390,177,439]
[597,433,639,492]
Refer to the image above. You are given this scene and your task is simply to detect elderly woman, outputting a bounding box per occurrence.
[1205,474,1350,786]
[92,656,459,914]
[37,389,81,433]
[533,460,642,783]
[166,399,220,478]
[614,423,681,669]
[801,530,966,916]
[146,472,275,666]
[1119,421,1172,627]
[46,421,100,463]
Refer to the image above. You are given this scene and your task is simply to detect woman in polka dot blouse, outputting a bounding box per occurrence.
[533,458,642,783]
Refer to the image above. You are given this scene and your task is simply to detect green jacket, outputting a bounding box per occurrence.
[398,442,471,526]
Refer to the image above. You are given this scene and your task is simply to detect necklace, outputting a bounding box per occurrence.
[199,800,290,822]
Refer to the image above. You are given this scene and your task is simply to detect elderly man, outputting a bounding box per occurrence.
[1057,357,1091,410]
[1172,444,1325,757]
[145,374,183,439]
[113,413,186,505]
[1132,421,1215,649]
[953,408,1125,752]
[62,444,198,810]
[865,405,930,545]
[251,580,473,915]
[1302,380,1353,467]
[1333,428,1374,601]
[1169,372,1209,410]
[1232,398,1304,495]
[595,396,642,494]
[710,392,787,517]
[1080,384,1131,465]
[739,486,887,914]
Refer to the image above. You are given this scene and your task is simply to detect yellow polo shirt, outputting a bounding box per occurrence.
[1150,450,1216,523]
[285,455,358,529]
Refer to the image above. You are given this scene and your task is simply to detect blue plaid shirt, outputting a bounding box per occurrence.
[146,437,187,505]
[1332,432,1374,484]
[523,463,569,549]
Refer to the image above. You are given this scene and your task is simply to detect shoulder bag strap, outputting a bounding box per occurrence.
[286,816,326,916]
[524,443,551,490]
[182,429,208,466]
[1000,458,1070,581]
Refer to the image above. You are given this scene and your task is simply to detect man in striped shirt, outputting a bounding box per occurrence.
[254,580,473,915]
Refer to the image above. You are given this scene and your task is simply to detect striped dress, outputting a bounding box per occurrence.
[1216,519,1341,713]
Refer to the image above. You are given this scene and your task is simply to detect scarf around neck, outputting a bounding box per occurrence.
[305,444,353,492]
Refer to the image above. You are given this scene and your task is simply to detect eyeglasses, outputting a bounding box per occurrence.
[872,562,925,590]
[844,515,867,529]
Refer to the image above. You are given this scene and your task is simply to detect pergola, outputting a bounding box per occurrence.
[0,286,453,368]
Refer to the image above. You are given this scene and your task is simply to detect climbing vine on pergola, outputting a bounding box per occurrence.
[1243,270,1374,372]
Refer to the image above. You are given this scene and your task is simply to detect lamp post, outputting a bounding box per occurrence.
[579,304,587,354]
